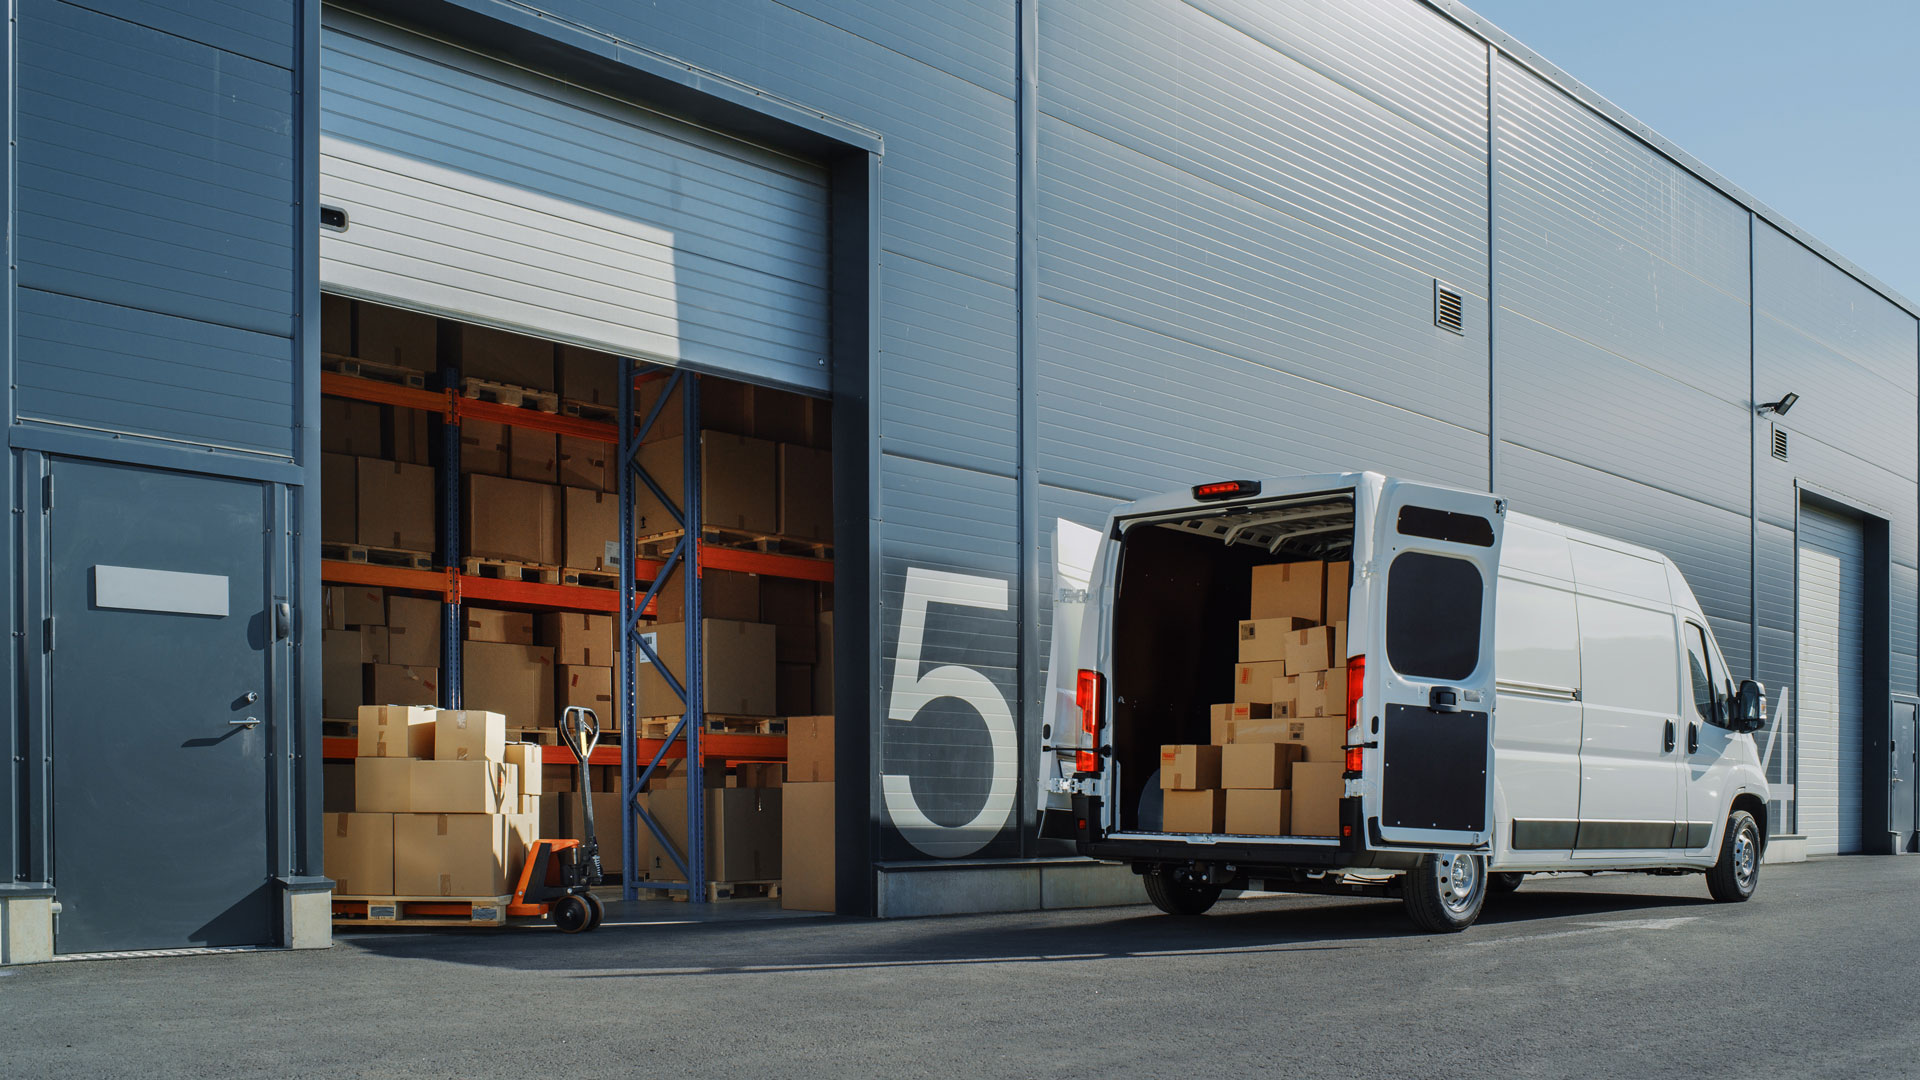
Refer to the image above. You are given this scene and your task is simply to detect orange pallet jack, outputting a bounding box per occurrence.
[505,706,607,933]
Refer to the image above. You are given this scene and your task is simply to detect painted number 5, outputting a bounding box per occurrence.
[881,567,1018,857]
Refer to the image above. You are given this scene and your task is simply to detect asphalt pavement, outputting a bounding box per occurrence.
[4,856,1915,1079]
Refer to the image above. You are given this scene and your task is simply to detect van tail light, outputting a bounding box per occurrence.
[1345,746,1364,773]
[1076,670,1105,774]
[1346,655,1365,731]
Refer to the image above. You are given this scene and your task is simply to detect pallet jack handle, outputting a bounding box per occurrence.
[560,706,604,885]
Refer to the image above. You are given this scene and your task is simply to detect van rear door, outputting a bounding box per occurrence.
[1364,480,1506,849]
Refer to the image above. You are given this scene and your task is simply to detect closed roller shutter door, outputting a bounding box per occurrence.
[318,9,830,392]
[1797,504,1866,854]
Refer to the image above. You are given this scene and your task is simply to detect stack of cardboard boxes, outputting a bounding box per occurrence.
[322,586,442,721]
[321,300,437,556]
[1161,560,1352,838]
[326,705,542,899]
[781,716,834,911]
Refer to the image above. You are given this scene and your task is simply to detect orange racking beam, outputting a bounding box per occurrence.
[456,574,620,613]
[321,371,451,415]
[453,396,616,443]
[321,560,457,601]
[700,544,834,582]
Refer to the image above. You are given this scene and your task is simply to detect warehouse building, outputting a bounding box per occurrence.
[0,0,1914,960]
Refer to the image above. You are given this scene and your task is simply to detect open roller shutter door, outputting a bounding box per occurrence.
[1797,504,1867,855]
[318,9,831,392]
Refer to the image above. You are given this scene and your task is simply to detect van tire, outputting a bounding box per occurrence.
[1144,872,1221,916]
[1706,809,1761,903]
[1402,854,1486,932]
[1489,872,1525,895]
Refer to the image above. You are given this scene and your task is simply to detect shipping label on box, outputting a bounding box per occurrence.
[324,812,394,897]
[1159,744,1222,791]
[1284,626,1338,675]
[434,709,506,763]
[1238,617,1313,663]
[409,759,516,814]
[392,813,518,897]
[358,704,436,759]
[1250,560,1324,622]
[1283,714,1347,763]
[1163,789,1227,834]
[1225,789,1292,836]
[1290,761,1344,836]
[356,458,435,552]
[1221,742,1306,789]
[1295,666,1348,718]
[464,607,534,645]
[386,595,443,667]
[354,757,413,813]
[539,612,615,667]
[1233,660,1286,704]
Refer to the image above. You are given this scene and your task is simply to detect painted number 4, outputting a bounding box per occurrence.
[881,567,1018,857]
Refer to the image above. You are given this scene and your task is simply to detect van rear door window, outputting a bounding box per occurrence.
[1386,552,1483,680]
[1397,506,1495,547]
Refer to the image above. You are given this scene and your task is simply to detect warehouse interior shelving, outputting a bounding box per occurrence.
[317,317,832,905]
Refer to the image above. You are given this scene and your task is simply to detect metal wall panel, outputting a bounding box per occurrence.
[1754,221,1917,396]
[1755,315,1917,485]
[66,0,296,68]
[876,252,1018,475]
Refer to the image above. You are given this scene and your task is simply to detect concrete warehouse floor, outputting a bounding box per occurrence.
[4,858,1915,1079]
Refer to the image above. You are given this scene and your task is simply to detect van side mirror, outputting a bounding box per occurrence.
[1733,679,1767,732]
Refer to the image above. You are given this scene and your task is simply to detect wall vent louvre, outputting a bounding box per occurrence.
[1771,424,1789,461]
[1434,282,1464,335]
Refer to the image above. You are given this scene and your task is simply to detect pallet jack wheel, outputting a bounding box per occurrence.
[584,893,606,931]
[553,894,594,934]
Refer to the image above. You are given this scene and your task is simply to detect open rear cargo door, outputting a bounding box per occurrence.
[1365,480,1506,849]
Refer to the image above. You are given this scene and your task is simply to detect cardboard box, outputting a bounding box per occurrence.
[813,611,834,714]
[1290,761,1344,836]
[322,397,383,457]
[358,704,436,759]
[344,587,386,627]
[366,664,438,708]
[1325,561,1352,624]
[1225,789,1292,836]
[392,812,526,897]
[539,612,616,667]
[781,781,835,911]
[1284,626,1339,675]
[464,607,534,645]
[1293,667,1348,718]
[357,302,437,372]
[1233,661,1286,704]
[787,715,834,782]
[631,434,778,535]
[322,452,355,543]
[356,458,435,552]
[504,743,542,813]
[322,293,351,353]
[1159,744,1222,790]
[776,663,813,716]
[324,586,350,631]
[590,792,624,876]
[324,813,393,897]
[777,443,832,541]
[638,785,782,882]
[464,474,562,565]
[737,762,785,788]
[653,569,759,624]
[461,419,511,477]
[409,759,517,814]
[760,577,818,664]
[563,487,619,571]
[635,375,686,443]
[354,757,413,813]
[1250,560,1324,622]
[510,427,557,485]
[459,324,554,390]
[557,665,613,721]
[461,643,555,728]
[558,435,612,492]
[1282,714,1346,763]
[324,761,356,813]
[359,626,391,665]
[557,344,619,406]
[701,379,754,435]
[434,709,506,763]
[1238,617,1314,663]
[637,620,776,717]
[322,630,363,718]
[1210,702,1302,744]
[386,595,442,668]
[1221,742,1305,789]
[388,407,433,466]
[1163,789,1227,833]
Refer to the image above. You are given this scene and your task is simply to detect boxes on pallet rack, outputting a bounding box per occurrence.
[463,474,562,565]
[630,433,778,536]
[321,453,356,543]
[557,344,618,409]
[782,713,835,911]
[357,459,436,552]
[458,324,554,391]
[557,435,612,491]
[462,642,555,729]
[322,398,383,457]
[464,607,533,645]
[539,612,615,667]
[652,569,759,623]
[356,302,437,372]
[386,596,442,667]
[563,488,619,572]
[636,620,775,717]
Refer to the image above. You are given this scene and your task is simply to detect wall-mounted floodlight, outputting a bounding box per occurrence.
[1756,392,1799,416]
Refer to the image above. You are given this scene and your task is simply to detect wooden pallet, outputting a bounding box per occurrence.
[561,566,620,589]
[323,541,435,569]
[332,894,512,927]
[322,352,428,389]
[634,526,833,561]
[561,398,618,423]
[462,377,559,413]
[636,714,785,739]
[509,727,558,746]
[462,556,562,584]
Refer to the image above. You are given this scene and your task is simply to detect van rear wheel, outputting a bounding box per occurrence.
[1706,809,1761,902]
[1143,871,1221,916]
[1489,872,1525,895]
[1402,854,1486,932]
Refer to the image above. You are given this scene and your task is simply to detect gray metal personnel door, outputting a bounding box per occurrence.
[47,458,278,953]
[1892,701,1917,852]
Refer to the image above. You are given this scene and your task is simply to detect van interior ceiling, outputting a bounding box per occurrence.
[1110,495,1355,831]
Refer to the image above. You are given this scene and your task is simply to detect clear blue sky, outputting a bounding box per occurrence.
[1464,0,1920,304]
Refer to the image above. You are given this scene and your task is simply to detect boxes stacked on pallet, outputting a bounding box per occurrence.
[1160,559,1352,838]
[324,704,540,900]
[320,302,437,557]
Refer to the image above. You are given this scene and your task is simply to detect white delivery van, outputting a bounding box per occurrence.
[1042,472,1770,932]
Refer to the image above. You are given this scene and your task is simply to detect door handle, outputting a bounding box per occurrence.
[1687,722,1699,755]
[1429,687,1460,713]
[1664,720,1676,753]
[275,601,292,641]
[231,716,260,729]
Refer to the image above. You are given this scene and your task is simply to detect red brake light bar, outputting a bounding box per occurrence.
[1193,480,1261,501]
[1076,670,1106,774]
[1346,656,1365,732]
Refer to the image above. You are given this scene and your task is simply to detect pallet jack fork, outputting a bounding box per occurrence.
[504,706,607,933]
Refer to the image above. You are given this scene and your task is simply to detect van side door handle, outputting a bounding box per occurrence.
[1663,720,1676,753]
[1687,721,1699,755]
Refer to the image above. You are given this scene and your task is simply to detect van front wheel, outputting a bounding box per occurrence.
[1706,809,1761,903]
[1402,854,1486,932]
[1143,871,1221,916]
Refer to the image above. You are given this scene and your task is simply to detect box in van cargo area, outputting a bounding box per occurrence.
[1250,560,1324,621]
[1233,661,1286,704]
[1226,789,1291,836]
[1221,743,1304,789]
[1282,715,1345,762]
[1325,561,1352,622]
[1159,745,1221,790]
[1283,626,1340,674]
[1291,761,1344,836]
[1163,789,1227,833]
[1210,702,1285,744]
[1238,617,1314,663]
[1290,668,1348,719]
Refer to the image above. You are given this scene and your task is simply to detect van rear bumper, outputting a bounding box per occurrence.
[1074,796,1421,870]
